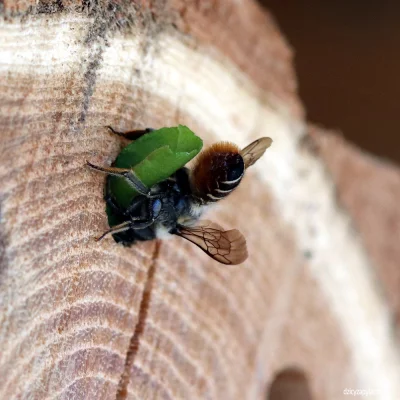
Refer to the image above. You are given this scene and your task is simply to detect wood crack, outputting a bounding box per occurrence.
[116,240,161,400]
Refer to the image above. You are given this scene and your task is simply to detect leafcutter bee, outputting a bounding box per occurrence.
[87,126,272,265]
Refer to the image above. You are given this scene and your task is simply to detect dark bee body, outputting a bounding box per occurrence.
[105,167,200,246]
[206,153,244,201]
[88,129,272,264]
[191,142,245,202]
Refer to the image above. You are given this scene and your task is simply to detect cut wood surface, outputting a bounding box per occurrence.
[1,1,400,399]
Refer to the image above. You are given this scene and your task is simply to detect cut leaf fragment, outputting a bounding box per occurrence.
[107,125,203,209]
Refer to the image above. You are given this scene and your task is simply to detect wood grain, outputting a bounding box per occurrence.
[1,2,399,399]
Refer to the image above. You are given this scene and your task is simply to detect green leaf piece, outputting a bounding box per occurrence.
[107,125,203,210]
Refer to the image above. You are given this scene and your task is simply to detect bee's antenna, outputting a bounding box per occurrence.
[95,221,131,242]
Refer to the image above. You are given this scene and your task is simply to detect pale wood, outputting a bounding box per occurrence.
[1,2,400,400]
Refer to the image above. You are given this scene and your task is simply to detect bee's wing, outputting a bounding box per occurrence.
[176,220,248,265]
[240,137,272,169]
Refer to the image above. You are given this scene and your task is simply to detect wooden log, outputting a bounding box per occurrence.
[1,1,400,399]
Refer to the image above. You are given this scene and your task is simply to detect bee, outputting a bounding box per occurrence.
[87,127,272,265]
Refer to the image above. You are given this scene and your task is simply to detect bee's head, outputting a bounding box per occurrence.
[191,142,245,203]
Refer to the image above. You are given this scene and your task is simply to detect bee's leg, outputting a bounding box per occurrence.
[96,198,161,240]
[104,183,125,216]
[104,193,144,217]
[104,179,146,217]
[104,193,123,216]
[124,196,147,216]
[95,221,131,242]
[86,161,151,197]
[107,126,154,141]
[104,177,126,217]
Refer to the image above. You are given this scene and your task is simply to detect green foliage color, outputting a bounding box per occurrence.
[107,125,203,213]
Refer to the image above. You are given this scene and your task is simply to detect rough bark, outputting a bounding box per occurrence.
[0,1,399,399]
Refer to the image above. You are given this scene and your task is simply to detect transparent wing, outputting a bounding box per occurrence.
[240,137,272,168]
[176,220,248,265]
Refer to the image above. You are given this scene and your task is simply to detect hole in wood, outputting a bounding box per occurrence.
[267,367,313,400]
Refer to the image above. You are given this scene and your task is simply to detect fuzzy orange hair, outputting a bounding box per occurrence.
[191,141,240,198]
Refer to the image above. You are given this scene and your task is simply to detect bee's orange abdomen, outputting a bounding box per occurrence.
[191,142,244,202]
